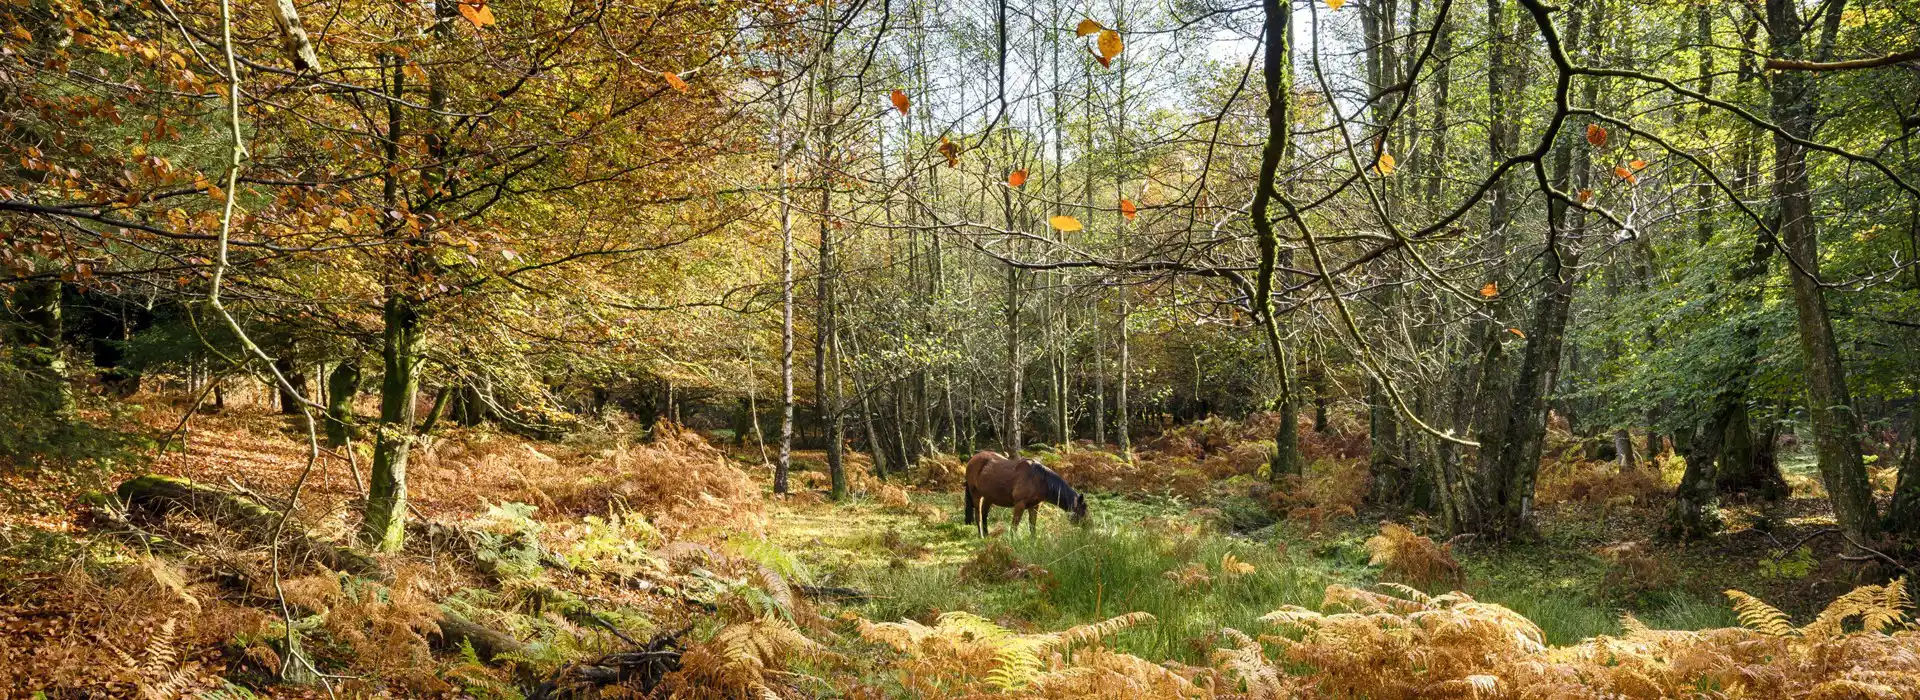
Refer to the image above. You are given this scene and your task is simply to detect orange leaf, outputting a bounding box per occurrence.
[1093,46,1113,69]
[458,1,495,28]
[1049,215,1083,232]
[938,137,960,167]
[1097,29,1124,63]
[1506,328,1526,339]
[1119,198,1137,220]
[1585,123,1608,147]
[1008,169,1028,187]
[889,89,910,115]
[1614,166,1637,184]
[1327,0,1346,9]
[1629,158,1647,171]
[663,72,690,92]
[1075,19,1105,37]
[1372,152,1397,176]
[1479,282,1499,298]
[1577,188,1593,203]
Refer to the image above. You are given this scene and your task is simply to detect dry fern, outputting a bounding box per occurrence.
[1364,522,1461,588]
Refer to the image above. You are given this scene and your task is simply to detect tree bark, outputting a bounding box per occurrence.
[325,358,361,448]
[1252,0,1302,483]
[1767,0,1878,540]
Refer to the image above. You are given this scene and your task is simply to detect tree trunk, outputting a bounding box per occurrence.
[1252,0,1301,483]
[274,356,308,415]
[7,279,70,416]
[1717,404,1789,500]
[1003,263,1024,454]
[325,358,361,448]
[1767,0,1878,540]
[1889,410,1920,533]
[365,293,421,552]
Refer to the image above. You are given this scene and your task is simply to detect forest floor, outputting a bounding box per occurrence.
[0,391,1905,697]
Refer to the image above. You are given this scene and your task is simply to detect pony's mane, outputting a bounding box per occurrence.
[1032,463,1079,507]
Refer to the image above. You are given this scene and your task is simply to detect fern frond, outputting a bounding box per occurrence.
[754,564,796,614]
[1047,611,1155,649]
[1258,606,1324,631]
[1376,581,1433,604]
[1726,589,1797,637]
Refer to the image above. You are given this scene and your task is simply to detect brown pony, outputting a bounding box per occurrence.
[963,451,1088,537]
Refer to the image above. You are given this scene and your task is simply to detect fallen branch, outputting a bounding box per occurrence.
[527,625,690,699]
[798,584,869,602]
[116,473,378,576]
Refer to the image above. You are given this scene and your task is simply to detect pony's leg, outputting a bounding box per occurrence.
[1007,504,1025,538]
[978,503,992,537]
[1027,506,1038,537]
[964,484,976,525]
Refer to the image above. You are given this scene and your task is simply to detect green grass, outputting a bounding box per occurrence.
[770,491,1742,663]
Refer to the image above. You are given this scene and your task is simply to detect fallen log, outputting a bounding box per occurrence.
[115,473,379,576]
[526,625,689,699]
[798,584,869,602]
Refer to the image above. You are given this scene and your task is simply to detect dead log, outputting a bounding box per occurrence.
[798,584,869,602]
[432,610,529,664]
[115,473,379,576]
[526,625,689,699]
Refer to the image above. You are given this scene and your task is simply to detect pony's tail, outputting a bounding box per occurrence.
[964,483,976,524]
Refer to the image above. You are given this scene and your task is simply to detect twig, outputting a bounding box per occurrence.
[1840,533,1916,577]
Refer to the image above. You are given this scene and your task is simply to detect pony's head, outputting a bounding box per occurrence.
[1068,492,1089,524]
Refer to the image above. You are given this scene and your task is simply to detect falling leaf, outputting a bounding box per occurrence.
[663,72,690,92]
[1008,169,1028,187]
[1629,158,1647,171]
[1372,152,1397,176]
[1585,123,1608,147]
[1097,29,1124,65]
[1614,166,1638,184]
[1092,45,1114,69]
[889,89,910,115]
[1327,0,1346,9]
[1119,198,1137,220]
[1577,188,1594,203]
[1479,282,1499,298]
[1506,328,1527,339]
[938,137,960,167]
[1075,18,1105,37]
[458,1,496,28]
[8,25,30,41]
[1049,215,1083,232]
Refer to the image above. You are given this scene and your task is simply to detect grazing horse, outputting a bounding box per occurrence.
[963,451,1088,537]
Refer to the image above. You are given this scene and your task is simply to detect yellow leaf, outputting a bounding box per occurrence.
[1506,328,1526,339]
[1327,0,1346,9]
[663,72,690,92]
[1075,19,1105,37]
[1372,152,1397,176]
[1585,123,1608,147]
[9,25,30,41]
[458,1,495,28]
[1008,169,1028,187]
[1049,215,1083,232]
[1097,29,1124,63]
[1479,282,1499,298]
[1119,198,1137,220]
[889,89,910,115]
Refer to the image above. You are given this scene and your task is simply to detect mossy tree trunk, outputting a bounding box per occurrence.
[325,358,361,448]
